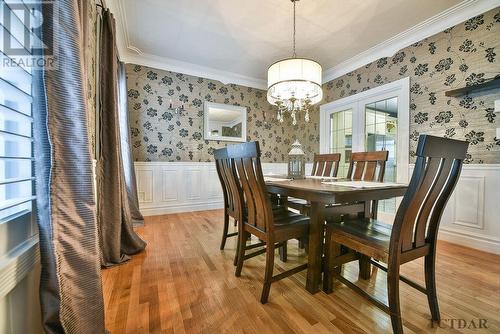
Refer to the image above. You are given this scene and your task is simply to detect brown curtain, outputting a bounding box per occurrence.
[33,0,105,333]
[97,10,146,267]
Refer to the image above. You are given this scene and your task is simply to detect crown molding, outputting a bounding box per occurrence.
[323,0,500,83]
[120,50,268,89]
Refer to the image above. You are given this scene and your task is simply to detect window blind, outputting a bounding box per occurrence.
[0,0,35,222]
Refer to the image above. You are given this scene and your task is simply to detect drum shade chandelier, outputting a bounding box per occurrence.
[267,0,323,125]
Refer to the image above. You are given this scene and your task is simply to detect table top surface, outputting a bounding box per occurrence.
[265,176,407,193]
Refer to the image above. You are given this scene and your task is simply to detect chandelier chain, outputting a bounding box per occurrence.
[292,0,296,57]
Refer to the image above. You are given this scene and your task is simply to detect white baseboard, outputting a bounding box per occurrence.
[140,201,224,216]
[439,227,500,255]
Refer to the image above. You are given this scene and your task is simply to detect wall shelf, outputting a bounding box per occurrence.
[445,78,500,97]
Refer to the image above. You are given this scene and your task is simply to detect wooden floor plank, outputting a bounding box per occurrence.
[102,210,500,333]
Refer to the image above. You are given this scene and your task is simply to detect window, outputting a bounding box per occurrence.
[0,0,35,223]
[365,97,398,213]
[320,78,410,222]
[329,109,352,177]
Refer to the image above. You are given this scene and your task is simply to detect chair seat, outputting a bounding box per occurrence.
[273,209,310,242]
[327,218,392,262]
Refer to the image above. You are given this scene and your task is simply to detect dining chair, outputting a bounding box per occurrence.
[339,150,389,219]
[322,135,469,333]
[289,151,388,217]
[227,141,310,304]
[214,147,238,251]
[215,147,288,265]
[287,153,341,213]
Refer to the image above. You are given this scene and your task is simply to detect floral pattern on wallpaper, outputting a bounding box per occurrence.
[126,64,320,162]
[323,9,500,164]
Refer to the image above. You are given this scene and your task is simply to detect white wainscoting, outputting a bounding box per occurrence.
[136,162,499,254]
[134,162,291,216]
[409,164,500,255]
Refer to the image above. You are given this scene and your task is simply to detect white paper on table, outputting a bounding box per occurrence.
[306,175,339,180]
[264,177,292,182]
[321,181,406,188]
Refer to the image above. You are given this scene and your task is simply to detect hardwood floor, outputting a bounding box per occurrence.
[102,210,500,333]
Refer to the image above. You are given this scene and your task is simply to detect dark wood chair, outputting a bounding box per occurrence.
[227,141,310,304]
[291,151,388,253]
[341,150,389,219]
[290,151,388,216]
[215,147,288,265]
[323,135,469,333]
[287,153,341,213]
[214,147,239,251]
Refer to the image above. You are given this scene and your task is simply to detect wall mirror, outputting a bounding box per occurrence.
[204,102,247,142]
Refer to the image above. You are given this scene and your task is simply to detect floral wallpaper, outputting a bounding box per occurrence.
[323,8,500,164]
[126,64,319,162]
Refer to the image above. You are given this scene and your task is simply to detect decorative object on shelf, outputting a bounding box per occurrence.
[287,140,306,179]
[267,0,323,126]
[168,99,185,114]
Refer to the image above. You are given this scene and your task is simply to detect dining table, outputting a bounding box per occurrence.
[265,176,408,294]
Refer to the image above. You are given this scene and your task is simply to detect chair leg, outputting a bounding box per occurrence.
[425,254,440,321]
[220,213,230,250]
[279,241,287,262]
[323,237,341,293]
[233,220,239,266]
[298,237,309,251]
[235,231,248,277]
[260,242,275,304]
[358,255,371,279]
[387,265,403,334]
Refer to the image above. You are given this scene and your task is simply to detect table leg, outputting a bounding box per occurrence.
[359,201,372,279]
[306,201,325,294]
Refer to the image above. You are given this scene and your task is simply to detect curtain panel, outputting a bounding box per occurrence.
[33,0,106,332]
[97,10,146,267]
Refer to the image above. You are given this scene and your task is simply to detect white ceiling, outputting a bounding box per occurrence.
[111,0,497,88]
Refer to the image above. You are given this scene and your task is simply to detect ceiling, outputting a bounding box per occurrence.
[111,0,494,88]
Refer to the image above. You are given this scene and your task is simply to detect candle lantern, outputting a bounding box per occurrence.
[288,140,306,179]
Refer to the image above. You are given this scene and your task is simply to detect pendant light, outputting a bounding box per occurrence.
[267,0,323,125]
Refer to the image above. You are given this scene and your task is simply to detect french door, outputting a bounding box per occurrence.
[320,78,410,222]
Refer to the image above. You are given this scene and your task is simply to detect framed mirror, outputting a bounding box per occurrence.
[204,102,247,142]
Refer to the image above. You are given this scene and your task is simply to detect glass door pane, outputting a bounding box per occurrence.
[365,97,398,214]
[329,109,352,177]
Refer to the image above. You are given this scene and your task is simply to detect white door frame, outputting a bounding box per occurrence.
[319,77,410,184]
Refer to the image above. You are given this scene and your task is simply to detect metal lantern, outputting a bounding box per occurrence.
[288,140,306,179]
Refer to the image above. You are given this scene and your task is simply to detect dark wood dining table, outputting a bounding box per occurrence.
[265,177,408,294]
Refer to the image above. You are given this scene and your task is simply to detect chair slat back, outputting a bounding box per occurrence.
[214,148,243,220]
[215,148,231,213]
[391,135,468,253]
[227,142,274,234]
[347,151,389,181]
[311,153,341,177]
